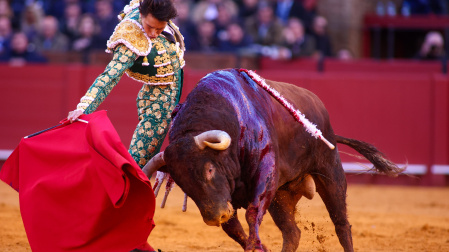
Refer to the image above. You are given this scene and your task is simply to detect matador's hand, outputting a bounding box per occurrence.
[67,110,84,123]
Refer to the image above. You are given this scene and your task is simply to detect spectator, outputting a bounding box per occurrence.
[20,2,45,40]
[402,0,448,15]
[173,0,198,51]
[279,17,315,59]
[0,0,13,19]
[336,48,353,60]
[192,19,219,51]
[8,0,25,31]
[191,0,237,24]
[218,21,253,52]
[45,0,101,20]
[9,0,23,23]
[0,0,14,23]
[245,2,284,46]
[45,0,100,21]
[237,0,258,24]
[33,15,70,53]
[192,0,220,23]
[0,31,47,66]
[81,0,96,14]
[214,2,237,41]
[299,0,318,34]
[312,15,333,57]
[111,0,128,14]
[302,0,318,11]
[60,2,83,42]
[71,13,103,62]
[415,31,445,60]
[43,0,66,20]
[0,16,12,55]
[273,0,309,25]
[93,0,117,46]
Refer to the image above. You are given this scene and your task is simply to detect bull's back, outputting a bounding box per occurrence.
[263,79,336,182]
[193,69,332,144]
[266,79,329,122]
[233,70,336,178]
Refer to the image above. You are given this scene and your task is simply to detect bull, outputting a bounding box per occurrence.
[144,69,403,252]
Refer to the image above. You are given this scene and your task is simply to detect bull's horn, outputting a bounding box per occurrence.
[142,152,165,178]
[194,130,231,150]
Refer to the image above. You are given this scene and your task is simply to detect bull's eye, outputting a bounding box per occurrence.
[205,162,215,180]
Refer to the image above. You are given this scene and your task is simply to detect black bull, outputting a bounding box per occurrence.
[144,69,403,252]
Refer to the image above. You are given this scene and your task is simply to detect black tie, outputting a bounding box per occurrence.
[162,31,176,43]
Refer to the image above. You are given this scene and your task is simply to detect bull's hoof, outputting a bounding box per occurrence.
[245,246,268,252]
[244,242,269,252]
[129,248,160,252]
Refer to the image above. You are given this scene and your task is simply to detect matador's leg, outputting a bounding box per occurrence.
[129,83,180,169]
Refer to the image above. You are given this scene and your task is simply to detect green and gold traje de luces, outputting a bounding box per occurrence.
[76,0,186,168]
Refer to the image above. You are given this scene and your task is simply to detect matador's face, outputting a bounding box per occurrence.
[141,13,167,39]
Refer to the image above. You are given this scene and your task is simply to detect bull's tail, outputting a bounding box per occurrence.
[335,135,405,177]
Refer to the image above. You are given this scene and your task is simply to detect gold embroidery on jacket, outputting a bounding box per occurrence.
[107,20,150,55]
[126,71,175,84]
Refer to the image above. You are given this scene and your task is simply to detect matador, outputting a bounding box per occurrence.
[69,0,185,169]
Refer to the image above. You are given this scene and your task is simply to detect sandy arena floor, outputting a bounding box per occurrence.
[1,180,448,252]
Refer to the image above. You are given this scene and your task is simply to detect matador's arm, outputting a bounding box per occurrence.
[75,44,138,114]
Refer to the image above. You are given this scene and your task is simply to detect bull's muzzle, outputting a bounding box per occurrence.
[202,201,234,227]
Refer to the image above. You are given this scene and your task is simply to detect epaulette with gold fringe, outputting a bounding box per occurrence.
[106,19,152,66]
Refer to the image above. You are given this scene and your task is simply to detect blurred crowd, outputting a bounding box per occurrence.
[173,0,334,60]
[0,0,337,64]
[0,0,446,65]
[0,0,128,64]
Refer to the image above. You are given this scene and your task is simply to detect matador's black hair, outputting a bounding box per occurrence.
[139,0,177,21]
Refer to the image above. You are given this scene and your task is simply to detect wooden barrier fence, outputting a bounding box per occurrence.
[0,58,447,186]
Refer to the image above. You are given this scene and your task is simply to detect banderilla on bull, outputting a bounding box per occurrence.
[240,69,335,150]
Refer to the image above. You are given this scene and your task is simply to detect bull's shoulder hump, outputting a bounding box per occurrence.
[198,69,246,92]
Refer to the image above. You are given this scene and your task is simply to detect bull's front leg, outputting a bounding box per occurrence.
[245,150,278,252]
[222,210,248,249]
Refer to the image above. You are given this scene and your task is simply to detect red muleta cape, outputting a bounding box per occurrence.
[0,111,155,252]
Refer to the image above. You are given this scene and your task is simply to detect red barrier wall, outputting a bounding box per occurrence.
[0,62,447,186]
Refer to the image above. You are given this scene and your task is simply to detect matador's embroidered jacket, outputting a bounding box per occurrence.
[74,0,185,167]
